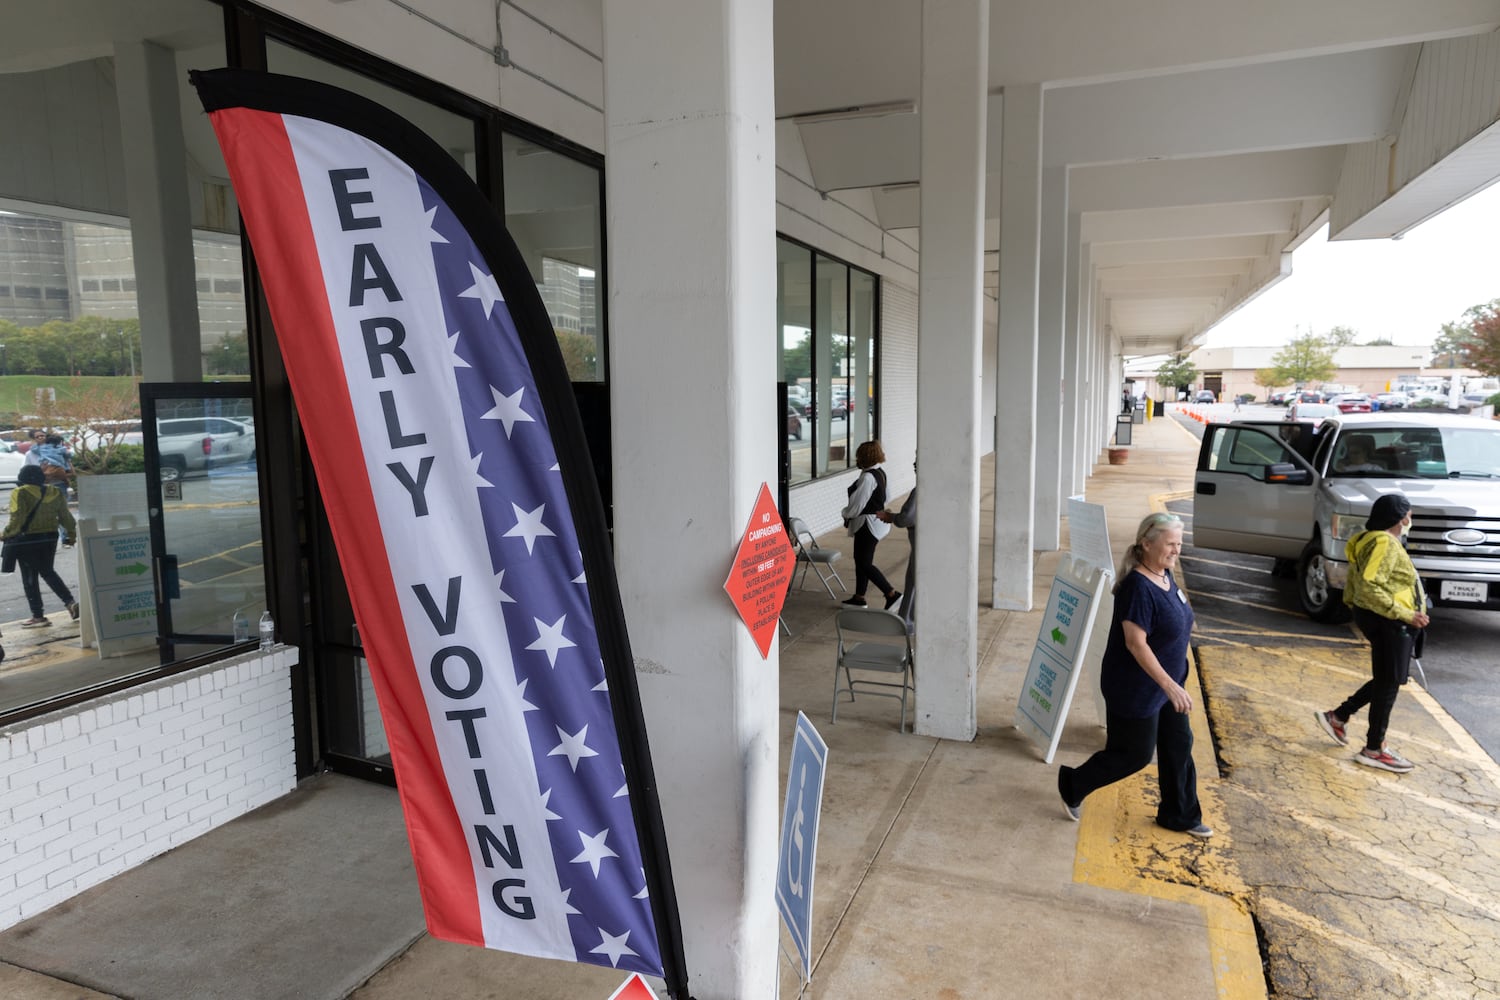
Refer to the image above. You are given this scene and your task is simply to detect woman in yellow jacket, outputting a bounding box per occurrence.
[3,464,78,627]
[1315,493,1429,772]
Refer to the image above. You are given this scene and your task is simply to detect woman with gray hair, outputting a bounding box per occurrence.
[1057,511,1210,838]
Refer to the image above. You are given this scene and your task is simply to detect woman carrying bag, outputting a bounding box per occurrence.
[2,464,79,627]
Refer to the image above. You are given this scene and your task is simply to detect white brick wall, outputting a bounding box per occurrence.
[0,648,299,930]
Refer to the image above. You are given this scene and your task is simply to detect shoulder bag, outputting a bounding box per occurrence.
[1,489,44,573]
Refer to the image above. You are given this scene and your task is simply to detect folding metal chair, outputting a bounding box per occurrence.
[832,608,915,733]
[789,516,846,599]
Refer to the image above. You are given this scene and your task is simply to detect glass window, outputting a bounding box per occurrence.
[0,0,256,720]
[500,136,604,381]
[774,237,879,485]
[779,240,812,484]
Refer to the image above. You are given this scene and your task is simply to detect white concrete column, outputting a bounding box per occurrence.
[991,82,1042,610]
[914,0,988,742]
[114,40,203,381]
[1033,164,1066,550]
[1062,212,1083,496]
[603,3,778,997]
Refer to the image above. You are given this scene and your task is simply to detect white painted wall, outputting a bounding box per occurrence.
[0,649,298,930]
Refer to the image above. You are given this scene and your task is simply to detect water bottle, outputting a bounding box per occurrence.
[258,610,275,649]
[232,609,250,644]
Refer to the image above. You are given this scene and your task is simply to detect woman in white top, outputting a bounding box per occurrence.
[840,440,900,609]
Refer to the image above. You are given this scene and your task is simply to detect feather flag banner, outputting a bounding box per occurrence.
[191,69,687,994]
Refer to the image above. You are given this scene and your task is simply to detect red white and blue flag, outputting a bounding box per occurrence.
[191,70,686,992]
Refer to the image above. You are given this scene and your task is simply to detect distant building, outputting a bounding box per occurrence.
[1127,344,1480,400]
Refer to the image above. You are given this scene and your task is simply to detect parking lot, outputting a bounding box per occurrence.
[1169,404,1500,997]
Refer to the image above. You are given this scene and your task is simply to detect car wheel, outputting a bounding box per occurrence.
[1297,538,1351,623]
[159,460,185,483]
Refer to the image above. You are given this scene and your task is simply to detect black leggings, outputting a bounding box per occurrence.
[1336,608,1414,751]
[17,533,73,618]
[852,525,893,599]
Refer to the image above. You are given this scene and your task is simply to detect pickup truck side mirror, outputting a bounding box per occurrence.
[1266,462,1311,485]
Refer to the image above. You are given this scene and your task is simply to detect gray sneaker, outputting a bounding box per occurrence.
[1356,747,1414,773]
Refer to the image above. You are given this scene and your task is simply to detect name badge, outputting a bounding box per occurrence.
[1178,589,1188,604]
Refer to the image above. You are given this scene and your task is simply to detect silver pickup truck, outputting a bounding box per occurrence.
[155,416,256,482]
[1193,412,1500,621]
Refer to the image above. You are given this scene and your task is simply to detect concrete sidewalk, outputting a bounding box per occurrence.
[0,413,1253,999]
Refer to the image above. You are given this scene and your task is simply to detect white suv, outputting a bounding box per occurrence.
[1194,412,1500,621]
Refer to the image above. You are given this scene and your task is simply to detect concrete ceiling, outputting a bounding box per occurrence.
[774,0,1500,356]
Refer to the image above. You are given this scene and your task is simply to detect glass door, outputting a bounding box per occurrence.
[140,383,264,663]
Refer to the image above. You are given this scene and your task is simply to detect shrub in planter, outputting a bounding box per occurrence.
[74,443,147,476]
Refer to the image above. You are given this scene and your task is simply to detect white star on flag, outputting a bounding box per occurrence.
[526,615,576,667]
[504,503,556,554]
[548,724,599,772]
[446,330,470,368]
[539,787,561,821]
[425,206,448,244]
[467,451,494,490]
[515,678,538,713]
[571,827,619,877]
[481,385,536,438]
[494,568,517,604]
[457,260,503,317]
[560,888,581,916]
[589,927,637,967]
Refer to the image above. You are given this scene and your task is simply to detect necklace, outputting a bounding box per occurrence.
[1140,565,1168,583]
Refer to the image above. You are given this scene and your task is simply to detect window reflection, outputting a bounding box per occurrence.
[775,238,878,486]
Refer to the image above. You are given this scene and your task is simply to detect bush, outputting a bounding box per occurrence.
[75,443,146,475]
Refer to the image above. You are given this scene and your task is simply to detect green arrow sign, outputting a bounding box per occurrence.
[1050,627,1066,645]
[116,562,149,577]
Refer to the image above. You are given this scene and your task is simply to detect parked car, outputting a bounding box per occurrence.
[1194,390,1216,403]
[1284,402,1338,427]
[1328,394,1372,413]
[1373,392,1407,411]
[154,417,256,482]
[0,441,25,485]
[1267,391,1291,406]
[1194,412,1500,621]
[1295,390,1324,404]
[786,404,803,441]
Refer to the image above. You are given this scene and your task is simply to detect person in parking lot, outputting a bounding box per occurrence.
[839,439,901,610]
[1057,512,1212,839]
[3,464,79,628]
[21,429,46,465]
[1316,493,1428,773]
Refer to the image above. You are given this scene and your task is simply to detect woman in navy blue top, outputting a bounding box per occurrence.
[1056,512,1211,838]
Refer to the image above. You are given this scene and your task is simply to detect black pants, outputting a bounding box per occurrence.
[1336,608,1414,751]
[852,525,893,599]
[17,533,73,618]
[1061,703,1202,831]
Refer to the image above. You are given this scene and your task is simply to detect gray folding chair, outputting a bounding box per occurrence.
[789,516,846,599]
[832,608,915,733]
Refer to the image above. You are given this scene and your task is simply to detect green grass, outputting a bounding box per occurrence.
[0,374,143,416]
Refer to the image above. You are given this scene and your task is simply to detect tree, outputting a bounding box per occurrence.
[1466,301,1500,376]
[1155,354,1197,395]
[1253,368,1283,391]
[1323,325,1359,348]
[555,330,599,380]
[1271,333,1337,387]
[1431,321,1479,368]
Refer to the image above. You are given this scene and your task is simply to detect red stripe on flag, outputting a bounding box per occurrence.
[206,107,483,944]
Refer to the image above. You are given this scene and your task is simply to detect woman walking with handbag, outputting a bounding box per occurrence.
[2,464,79,627]
[1315,492,1428,772]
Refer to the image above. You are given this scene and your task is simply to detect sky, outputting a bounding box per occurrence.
[1200,180,1500,351]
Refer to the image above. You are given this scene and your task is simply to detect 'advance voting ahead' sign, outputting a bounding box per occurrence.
[1015,500,1112,762]
[776,712,828,986]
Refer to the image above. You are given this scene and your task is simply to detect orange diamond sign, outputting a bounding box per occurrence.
[724,482,796,658]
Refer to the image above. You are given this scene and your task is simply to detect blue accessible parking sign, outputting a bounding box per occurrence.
[776,711,828,986]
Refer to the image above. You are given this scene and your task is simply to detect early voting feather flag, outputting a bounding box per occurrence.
[190,69,688,994]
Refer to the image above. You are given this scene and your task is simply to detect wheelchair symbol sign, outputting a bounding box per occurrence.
[776,711,827,983]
